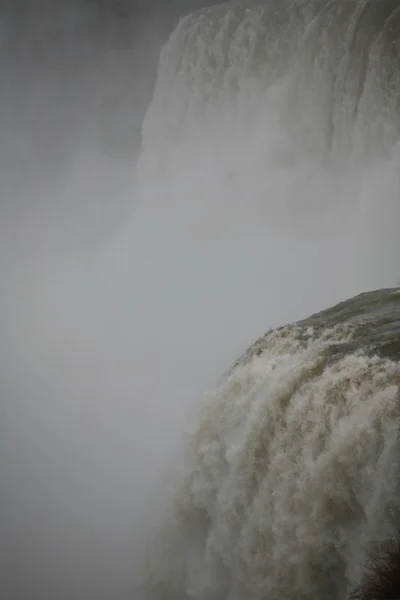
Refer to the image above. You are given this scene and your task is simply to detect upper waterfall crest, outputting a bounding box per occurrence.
[140,0,400,169]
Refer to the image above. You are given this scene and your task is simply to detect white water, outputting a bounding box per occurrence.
[3,1,400,598]
[142,322,400,599]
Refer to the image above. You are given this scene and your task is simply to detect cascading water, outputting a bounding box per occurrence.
[140,289,400,599]
[135,0,400,291]
[135,1,400,598]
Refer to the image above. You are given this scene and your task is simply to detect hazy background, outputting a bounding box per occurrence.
[1,2,216,598]
[1,0,210,273]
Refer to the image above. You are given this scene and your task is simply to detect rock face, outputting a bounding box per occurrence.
[141,289,400,600]
[350,536,400,600]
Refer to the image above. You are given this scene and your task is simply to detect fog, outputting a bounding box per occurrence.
[2,1,400,599]
[1,3,191,598]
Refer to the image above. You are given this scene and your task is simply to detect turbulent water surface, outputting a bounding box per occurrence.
[141,289,400,599]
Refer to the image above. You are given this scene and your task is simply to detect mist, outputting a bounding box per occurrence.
[2,1,400,599]
[0,2,189,598]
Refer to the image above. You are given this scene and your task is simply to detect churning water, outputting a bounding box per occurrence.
[4,1,400,599]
